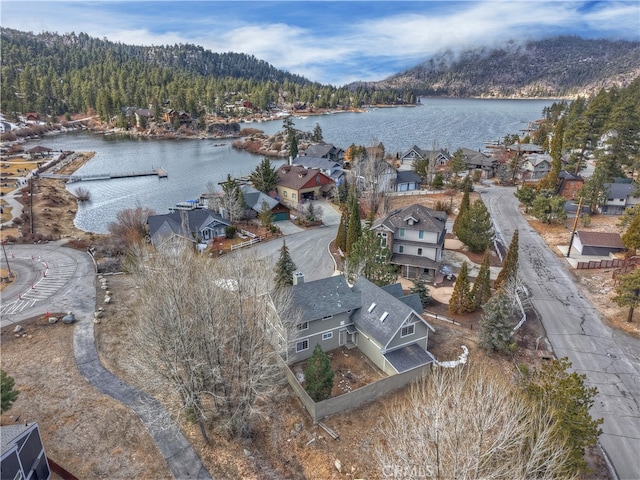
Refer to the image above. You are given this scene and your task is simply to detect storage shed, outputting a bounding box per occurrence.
[571,231,625,256]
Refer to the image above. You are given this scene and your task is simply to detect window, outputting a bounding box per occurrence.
[401,324,415,337]
[368,303,377,313]
[322,332,333,341]
[292,193,297,200]
[296,340,309,352]
[419,230,424,239]
[283,191,288,197]
[399,228,405,237]
[418,248,423,256]
[322,315,333,320]
[398,245,404,253]
[297,322,308,331]
[380,312,389,322]
[377,232,387,247]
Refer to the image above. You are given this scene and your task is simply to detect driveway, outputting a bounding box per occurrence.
[482,187,640,480]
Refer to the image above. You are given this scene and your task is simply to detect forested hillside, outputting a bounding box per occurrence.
[369,36,640,98]
[0,28,415,120]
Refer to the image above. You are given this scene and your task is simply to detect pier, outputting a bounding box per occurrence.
[39,167,167,182]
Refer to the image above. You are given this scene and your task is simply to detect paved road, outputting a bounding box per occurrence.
[482,186,640,480]
[244,199,341,281]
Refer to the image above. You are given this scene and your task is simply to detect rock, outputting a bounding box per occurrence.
[101,285,108,290]
[98,307,104,312]
[94,311,103,318]
[14,334,20,338]
[335,459,342,472]
[13,325,23,333]
[62,313,75,324]
[243,448,252,457]
[93,318,101,324]
[27,335,32,339]
[106,290,111,295]
[48,317,58,324]
[104,296,111,304]
[295,422,303,432]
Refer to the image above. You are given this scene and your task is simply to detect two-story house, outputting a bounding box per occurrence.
[269,274,435,375]
[292,156,345,185]
[398,146,451,171]
[275,165,335,209]
[458,147,498,179]
[371,204,447,279]
[601,182,640,214]
[520,153,552,180]
[304,144,346,163]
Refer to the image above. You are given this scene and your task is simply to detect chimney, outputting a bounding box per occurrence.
[293,272,305,285]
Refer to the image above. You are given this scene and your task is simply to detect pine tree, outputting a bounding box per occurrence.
[537,117,564,192]
[312,123,323,142]
[410,278,432,308]
[345,188,362,255]
[479,291,515,353]
[470,250,492,310]
[612,268,640,322]
[346,222,398,286]
[520,357,603,476]
[453,179,471,235]
[449,262,473,314]
[274,239,297,289]
[1,370,19,413]
[304,344,334,401]
[514,184,537,213]
[335,209,348,253]
[456,199,494,253]
[621,213,640,256]
[494,229,519,291]
[249,158,279,194]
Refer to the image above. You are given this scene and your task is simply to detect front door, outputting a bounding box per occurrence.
[339,329,346,346]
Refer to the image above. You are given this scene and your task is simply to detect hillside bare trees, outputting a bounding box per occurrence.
[376,364,575,480]
[129,244,295,440]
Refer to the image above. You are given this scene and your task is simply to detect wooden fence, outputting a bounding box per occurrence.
[576,258,627,270]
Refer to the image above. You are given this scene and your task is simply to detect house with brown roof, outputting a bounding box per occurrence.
[571,231,625,256]
[557,171,584,200]
[372,204,447,278]
[275,165,334,209]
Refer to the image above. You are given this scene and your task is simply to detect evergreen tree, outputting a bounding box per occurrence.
[345,188,362,255]
[345,222,398,287]
[494,228,519,291]
[249,158,279,194]
[1,370,19,413]
[449,262,474,314]
[258,200,274,229]
[479,291,516,353]
[410,278,432,308]
[335,208,348,253]
[274,239,297,289]
[336,178,349,206]
[304,344,334,401]
[456,199,494,253]
[453,179,471,235]
[514,184,537,213]
[449,148,468,177]
[289,132,299,159]
[612,268,640,322]
[537,117,565,192]
[312,123,323,142]
[470,250,492,309]
[530,194,567,224]
[621,212,640,256]
[520,357,603,476]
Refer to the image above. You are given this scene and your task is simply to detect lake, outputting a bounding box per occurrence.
[23,97,554,233]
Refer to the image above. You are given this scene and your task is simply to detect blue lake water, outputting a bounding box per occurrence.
[23,97,553,233]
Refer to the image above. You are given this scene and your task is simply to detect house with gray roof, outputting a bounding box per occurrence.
[398,146,451,172]
[269,274,435,375]
[372,204,447,279]
[303,143,345,163]
[239,184,290,221]
[292,156,345,185]
[146,208,231,248]
[1,423,51,480]
[395,170,422,192]
[601,182,640,214]
[458,147,498,179]
[521,153,552,180]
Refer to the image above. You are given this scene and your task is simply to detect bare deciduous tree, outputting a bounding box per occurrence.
[130,243,295,441]
[375,364,574,480]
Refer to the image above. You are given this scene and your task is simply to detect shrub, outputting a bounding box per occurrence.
[225,225,237,238]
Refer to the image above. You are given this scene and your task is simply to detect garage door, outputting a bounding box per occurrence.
[273,212,289,221]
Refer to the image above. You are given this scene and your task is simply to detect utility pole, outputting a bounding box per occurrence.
[566,196,584,258]
[1,240,13,279]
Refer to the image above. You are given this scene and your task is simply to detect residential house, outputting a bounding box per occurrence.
[163,109,192,125]
[571,231,625,256]
[24,112,39,123]
[371,160,397,193]
[270,274,435,375]
[557,170,584,200]
[521,153,552,180]
[275,165,334,209]
[601,182,640,215]
[304,144,346,163]
[506,143,545,155]
[398,146,451,171]
[458,147,497,179]
[292,156,345,186]
[146,208,231,248]
[1,423,51,480]
[395,170,422,192]
[372,204,447,278]
[25,146,53,158]
[239,184,290,221]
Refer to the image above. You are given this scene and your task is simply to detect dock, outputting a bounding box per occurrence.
[39,167,167,182]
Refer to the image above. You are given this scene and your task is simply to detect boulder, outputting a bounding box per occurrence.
[13,325,23,333]
[62,313,75,324]
[48,317,58,324]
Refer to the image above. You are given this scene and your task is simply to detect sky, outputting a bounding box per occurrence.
[1,1,639,86]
